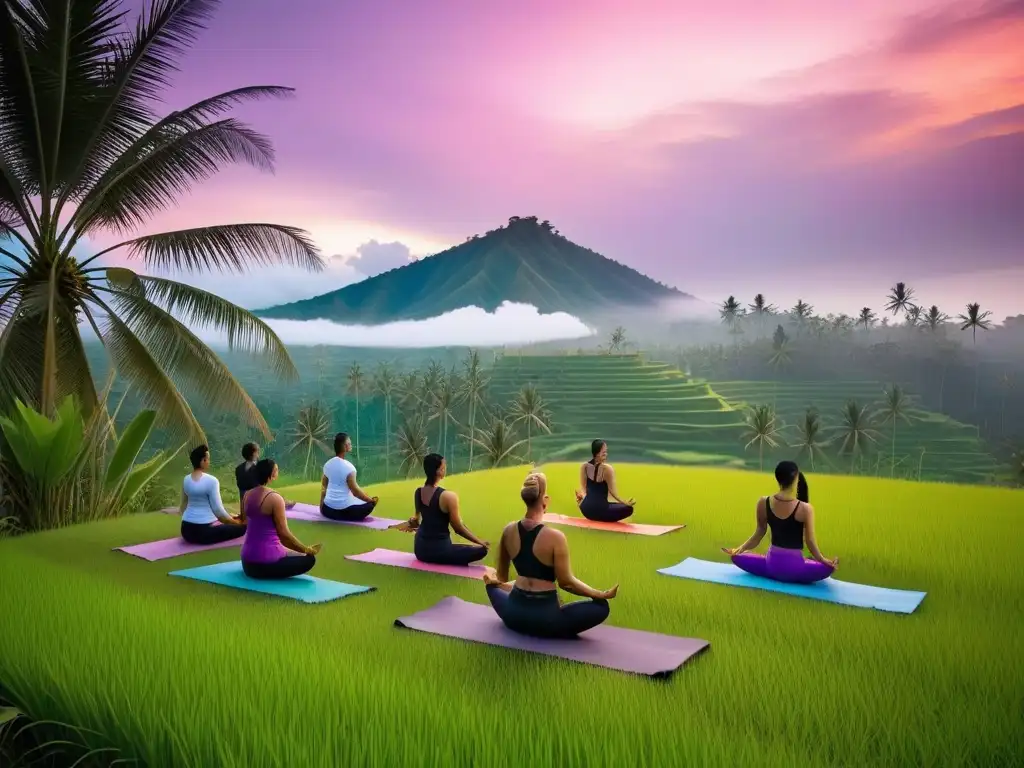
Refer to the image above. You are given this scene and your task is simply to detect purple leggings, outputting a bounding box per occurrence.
[732,546,834,584]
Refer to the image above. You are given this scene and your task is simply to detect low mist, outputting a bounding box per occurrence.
[202,301,595,348]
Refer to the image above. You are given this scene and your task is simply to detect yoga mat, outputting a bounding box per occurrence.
[658,558,927,614]
[395,597,709,678]
[115,535,241,561]
[286,503,403,530]
[169,561,374,604]
[542,513,684,537]
[346,548,487,579]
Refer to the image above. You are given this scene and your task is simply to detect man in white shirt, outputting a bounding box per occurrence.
[319,432,379,521]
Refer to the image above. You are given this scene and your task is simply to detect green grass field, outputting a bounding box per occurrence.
[488,355,1000,484]
[2,464,1022,767]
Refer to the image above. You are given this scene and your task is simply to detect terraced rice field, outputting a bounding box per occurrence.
[712,380,1000,484]
[488,354,747,465]
[487,355,999,484]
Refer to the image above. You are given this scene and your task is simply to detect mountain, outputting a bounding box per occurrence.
[256,216,692,323]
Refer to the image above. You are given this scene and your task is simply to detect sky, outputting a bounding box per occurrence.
[92,0,1024,323]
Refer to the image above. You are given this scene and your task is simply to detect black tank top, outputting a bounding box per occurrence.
[414,486,450,540]
[512,522,556,581]
[766,496,804,550]
[583,461,608,503]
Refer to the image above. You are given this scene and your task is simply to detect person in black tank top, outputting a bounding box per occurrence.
[404,454,489,567]
[576,440,635,522]
[484,472,617,639]
[722,461,838,584]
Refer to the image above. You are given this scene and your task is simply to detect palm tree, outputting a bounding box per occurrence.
[767,326,792,406]
[508,383,553,462]
[288,401,332,479]
[373,363,398,477]
[460,350,489,470]
[789,300,813,334]
[0,0,324,438]
[857,307,877,331]
[924,305,947,332]
[607,326,628,354]
[428,368,462,461]
[346,363,365,460]
[834,400,880,472]
[958,302,993,410]
[904,304,922,328]
[791,408,829,470]
[877,384,917,478]
[469,417,526,469]
[422,360,444,394]
[748,294,776,336]
[884,282,916,317]
[741,404,782,471]
[398,369,422,418]
[395,416,430,478]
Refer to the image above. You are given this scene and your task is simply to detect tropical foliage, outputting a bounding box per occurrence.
[0,0,323,440]
[0,389,180,532]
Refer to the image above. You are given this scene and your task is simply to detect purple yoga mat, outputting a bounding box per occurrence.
[115,535,241,561]
[395,597,710,678]
[346,548,487,579]
[286,503,403,530]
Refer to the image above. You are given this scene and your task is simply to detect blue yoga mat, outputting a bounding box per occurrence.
[658,558,926,614]
[169,561,374,604]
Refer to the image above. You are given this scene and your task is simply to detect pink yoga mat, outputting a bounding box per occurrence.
[542,513,685,537]
[346,548,487,579]
[115,535,241,561]
[395,597,710,677]
[286,503,403,530]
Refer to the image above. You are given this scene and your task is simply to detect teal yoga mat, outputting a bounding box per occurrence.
[658,558,926,614]
[169,561,374,604]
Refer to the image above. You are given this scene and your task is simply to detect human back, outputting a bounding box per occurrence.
[240,483,286,563]
[323,455,357,508]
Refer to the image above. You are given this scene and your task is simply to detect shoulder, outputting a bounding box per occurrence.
[800,502,815,517]
[324,456,338,470]
[345,459,357,472]
[541,525,567,543]
[206,473,220,487]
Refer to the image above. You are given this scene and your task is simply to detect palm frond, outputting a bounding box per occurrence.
[97,285,271,436]
[76,119,278,234]
[97,309,203,440]
[57,0,221,203]
[0,0,125,196]
[108,269,299,381]
[114,222,323,273]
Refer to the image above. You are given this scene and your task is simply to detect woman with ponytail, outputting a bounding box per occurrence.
[575,439,635,522]
[406,453,489,566]
[722,460,837,584]
[484,472,616,638]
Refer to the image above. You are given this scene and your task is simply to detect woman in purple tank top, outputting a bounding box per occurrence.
[240,459,322,580]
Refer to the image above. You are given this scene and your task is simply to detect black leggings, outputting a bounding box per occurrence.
[415,536,488,566]
[579,499,633,523]
[242,554,316,580]
[486,585,609,639]
[320,500,376,522]
[181,520,246,545]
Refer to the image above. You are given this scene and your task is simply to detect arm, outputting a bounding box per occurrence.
[444,492,488,548]
[271,495,317,555]
[486,525,514,591]
[238,491,248,524]
[346,472,375,504]
[177,489,187,516]
[319,474,328,506]
[208,477,239,524]
[552,531,612,599]
[603,465,634,506]
[727,498,768,555]
[802,504,834,565]
[576,463,586,503]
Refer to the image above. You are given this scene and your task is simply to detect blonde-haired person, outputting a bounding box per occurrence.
[483,472,617,638]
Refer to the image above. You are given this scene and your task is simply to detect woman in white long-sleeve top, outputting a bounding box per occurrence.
[178,444,247,545]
